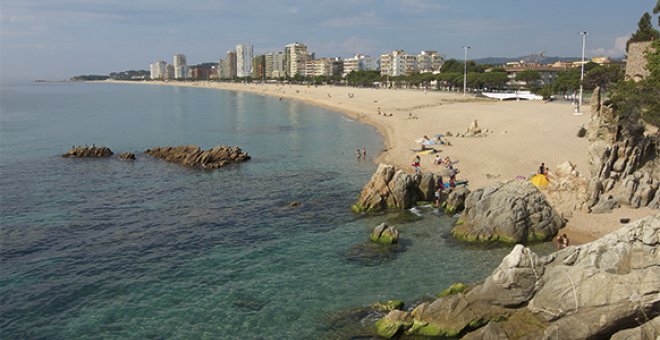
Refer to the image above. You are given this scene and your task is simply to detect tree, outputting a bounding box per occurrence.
[654,0,660,25]
[627,12,660,52]
[515,70,541,83]
[609,40,660,127]
[553,69,581,92]
[585,64,624,91]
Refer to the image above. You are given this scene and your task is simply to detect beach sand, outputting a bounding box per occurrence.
[108,80,656,244]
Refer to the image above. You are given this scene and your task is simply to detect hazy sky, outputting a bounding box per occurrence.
[1,0,656,81]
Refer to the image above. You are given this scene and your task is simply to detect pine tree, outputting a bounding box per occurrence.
[626,12,660,51]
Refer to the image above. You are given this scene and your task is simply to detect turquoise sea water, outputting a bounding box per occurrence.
[0,82,553,338]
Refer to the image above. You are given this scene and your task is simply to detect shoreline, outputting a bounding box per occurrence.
[101,80,655,244]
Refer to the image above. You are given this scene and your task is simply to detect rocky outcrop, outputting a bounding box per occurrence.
[352,164,472,213]
[118,152,136,160]
[370,223,400,245]
[451,180,565,243]
[455,120,490,138]
[587,87,659,209]
[144,145,250,169]
[353,164,421,212]
[376,215,660,338]
[62,145,113,158]
[442,186,470,215]
[544,161,590,217]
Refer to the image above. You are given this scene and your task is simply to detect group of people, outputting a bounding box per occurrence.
[356,147,367,159]
[377,107,394,117]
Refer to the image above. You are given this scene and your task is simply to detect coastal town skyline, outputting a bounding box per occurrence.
[0,0,653,81]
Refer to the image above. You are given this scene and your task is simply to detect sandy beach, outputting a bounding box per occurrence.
[108,80,655,244]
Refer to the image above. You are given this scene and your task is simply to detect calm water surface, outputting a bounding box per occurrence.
[0,82,553,338]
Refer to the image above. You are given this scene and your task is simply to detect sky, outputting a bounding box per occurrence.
[1,0,657,81]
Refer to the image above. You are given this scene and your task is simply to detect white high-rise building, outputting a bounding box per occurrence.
[236,43,253,78]
[173,54,188,80]
[149,60,168,80]
[417,50,444,73]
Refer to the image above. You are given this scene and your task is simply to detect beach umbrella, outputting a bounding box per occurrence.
[530,174,549,188]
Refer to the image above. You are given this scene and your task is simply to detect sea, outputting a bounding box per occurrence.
[0,81,554,338]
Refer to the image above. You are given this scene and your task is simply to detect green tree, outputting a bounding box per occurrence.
[609,40,660,127]
[654,0,660,25]
[515,70,541,83]
[585,64,624,90]
[627,12,660,51]
[553,69,581,92]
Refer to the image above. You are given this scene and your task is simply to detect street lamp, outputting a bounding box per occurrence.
[576,31,588,115]
[462,46,471,96]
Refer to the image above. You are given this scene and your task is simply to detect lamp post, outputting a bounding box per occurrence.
[576,31,588,114]
[462,46,470,96]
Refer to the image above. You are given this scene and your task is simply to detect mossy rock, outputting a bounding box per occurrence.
[370,300,404,312]
[405,320,460,337]
[437,283,467,298]
[375,311,413,338]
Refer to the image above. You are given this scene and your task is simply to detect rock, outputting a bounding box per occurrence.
[544,162,590,215]
[144,145,250,169]
[375,310,413,338]
[374,215,660,338]
[352,164,420,212]
[610,315,660,340]
[118,152,136,160]
[586,86,659,209]
[451,180,565,243]
[62,145,113,158]
[288,201,301,207]
[370,223,399,245]
[442,186,470,215]
[370,300,404,313]
[577,125,587,138]
[416,172,437,202]
[590,195,620,213]
[465,119,482,137]
[436,283,468,298]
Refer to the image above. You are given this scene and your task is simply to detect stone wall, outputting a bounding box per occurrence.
[625,41,652,81]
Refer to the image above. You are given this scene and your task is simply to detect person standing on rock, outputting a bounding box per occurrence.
[435,176,444,207]
[539,163,546,175]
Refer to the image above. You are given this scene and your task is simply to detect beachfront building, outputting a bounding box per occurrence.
[173,54,188,80]
[503,63,567,87]
[218,51,237,79]
[236,43,253,78]
[417,50,444,73]
[265,51,286,79]
[285,42,311,77]
[252,55,266,80]
[342,54,377,77]
[165,64,175,80]
[380,50,444,76]
[304,58,342,77]
[149,60,168,80]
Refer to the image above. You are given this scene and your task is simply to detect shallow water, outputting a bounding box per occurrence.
[0,82,553,338]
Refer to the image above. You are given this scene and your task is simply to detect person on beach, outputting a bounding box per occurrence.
[362,147,366,158]
[434,154,442,165]
[412,155,421,173]
[356,148,361,159]
[539,163,546,175]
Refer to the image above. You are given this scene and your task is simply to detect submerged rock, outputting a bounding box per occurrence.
[374,214,660,338]
[62,145,113,158]
[452,180,565,243]
[144,145,250,169]
[370,223,399,245]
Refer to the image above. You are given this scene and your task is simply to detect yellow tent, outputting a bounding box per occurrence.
[531,174,549,188]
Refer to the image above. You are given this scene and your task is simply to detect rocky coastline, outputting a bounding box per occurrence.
[346,87,659,338]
